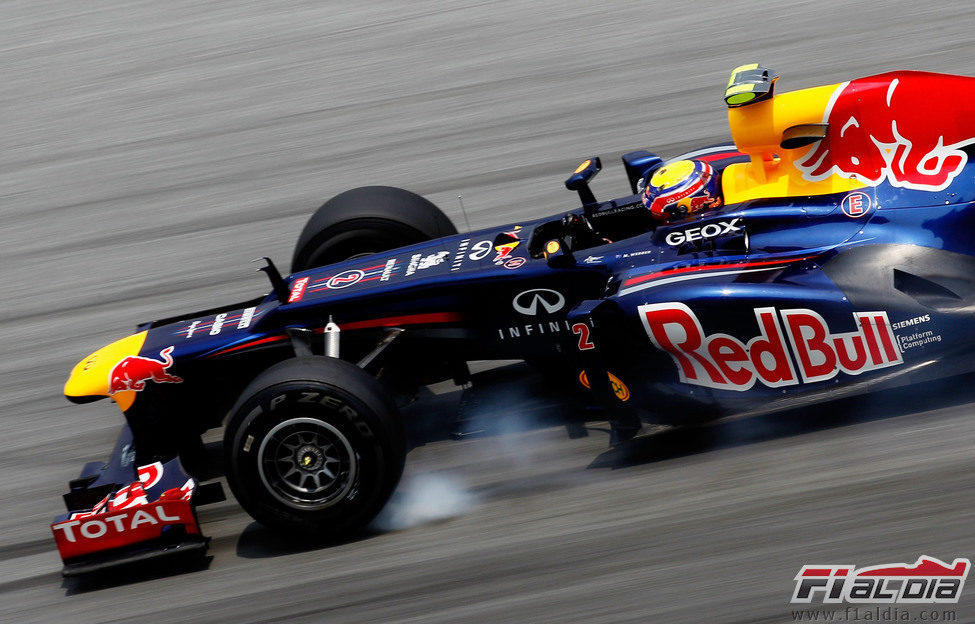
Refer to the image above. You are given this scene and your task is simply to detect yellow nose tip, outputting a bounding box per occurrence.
[64,331,148,411]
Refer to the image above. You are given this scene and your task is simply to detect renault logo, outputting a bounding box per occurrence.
[512,289,565,316]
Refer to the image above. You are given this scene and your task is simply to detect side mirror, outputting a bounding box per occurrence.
[543,239,575,268]
[564,157,602,206]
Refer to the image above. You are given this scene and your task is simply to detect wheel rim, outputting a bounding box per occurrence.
[257,417,358,510]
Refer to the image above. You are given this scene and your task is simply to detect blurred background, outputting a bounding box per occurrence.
[2,1,974,621]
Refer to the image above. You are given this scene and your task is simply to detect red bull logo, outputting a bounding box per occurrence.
[108,346,182,394]
[494,241,520,264]
[640,303,903,391]
[795,71,975,191]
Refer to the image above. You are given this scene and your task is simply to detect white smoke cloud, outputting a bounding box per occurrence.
[372,472,477,532]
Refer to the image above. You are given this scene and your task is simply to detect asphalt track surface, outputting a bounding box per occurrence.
[3,2,975,622]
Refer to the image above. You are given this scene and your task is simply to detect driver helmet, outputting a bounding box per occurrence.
[641,159,722,220]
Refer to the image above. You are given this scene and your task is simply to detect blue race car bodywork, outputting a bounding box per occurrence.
[52,66,975,575]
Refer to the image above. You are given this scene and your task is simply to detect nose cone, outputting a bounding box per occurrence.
[64,331,148,411]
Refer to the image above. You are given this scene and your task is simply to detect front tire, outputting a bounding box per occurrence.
[223,357,405,537]
[292,185,457,272]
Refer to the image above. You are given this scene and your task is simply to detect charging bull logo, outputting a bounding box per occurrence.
[796,71,975,191]
[108,346,182,394]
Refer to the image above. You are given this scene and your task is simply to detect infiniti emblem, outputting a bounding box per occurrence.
[512,289,566,316]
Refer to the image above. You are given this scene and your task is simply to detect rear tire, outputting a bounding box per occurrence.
[223,357,405,538]
[292,186,457,272]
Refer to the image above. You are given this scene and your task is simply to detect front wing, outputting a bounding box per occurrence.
[50,425,212,576]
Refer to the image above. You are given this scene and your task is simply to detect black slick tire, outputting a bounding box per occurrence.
[292,185,457,272]
[223,357,405,538]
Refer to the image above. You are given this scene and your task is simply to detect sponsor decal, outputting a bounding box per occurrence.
[56,505,186,543]
[182,306,259,338]
[238,306,256,329]
[503,257,526,269]
[380,258,397,281]
[497,319,574,341]
[209,312,228,336]
[640,303,903,391]
[609,373,631,402]
[512,289,565,316]
[326,269,365,289]
[899,330,942,351]
[583,255,604,264]
[596,202,642,216]
[405,251,449,276]
[841,191,872,218]
[82,355,97,371]
[578,370,630,401]
[892,314,941,350]
[663,218,743,246]
[468,240,493,261]
[288,276,309,303]
[418,251,448,269]
[451,239,470,271]
[52,500,198,560]
[892,314,931,331]
[108,346,182,394]
[493,228,522,264]
[494,241,520,264]
[795,74,975,191]
[792,556,969,604]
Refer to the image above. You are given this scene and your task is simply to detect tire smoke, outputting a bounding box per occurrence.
[373,472,477,532]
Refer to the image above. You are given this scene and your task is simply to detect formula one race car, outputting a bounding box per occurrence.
[53,64,975,575]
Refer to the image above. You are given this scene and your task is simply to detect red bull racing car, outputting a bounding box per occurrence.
[53,65,975,575]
